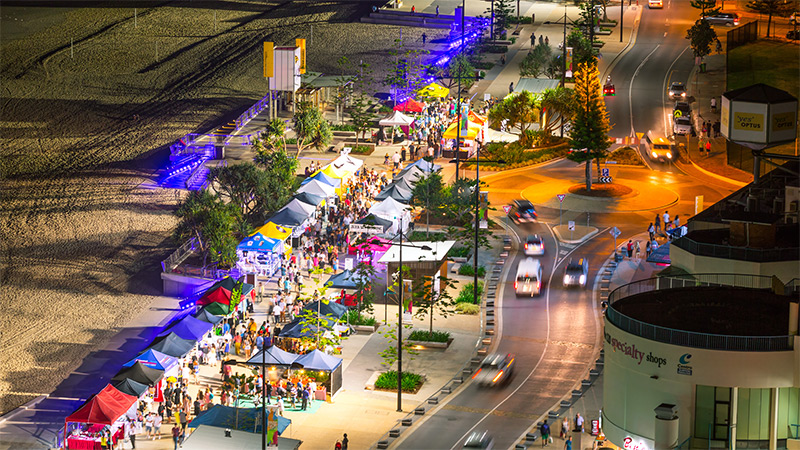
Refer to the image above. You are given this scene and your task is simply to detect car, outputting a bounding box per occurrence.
[668,82,686,100]
[703,12,739,26]
[603,83,616,96]
[673,116,693,135]
[648,0,663,8]
[524,234,545,256]
[788,29,800,40]
[515,257,543,297]
[563,258,589,287]
[472,353,515,387]
[644,130,674,162]
[463,431,495,449]
[508,199,537,224]
[673,101,691,119]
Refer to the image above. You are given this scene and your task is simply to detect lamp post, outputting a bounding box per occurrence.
[455,0,465,181]
[261,333,266,449]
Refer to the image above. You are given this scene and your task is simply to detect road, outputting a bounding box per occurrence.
[605,0,698,173]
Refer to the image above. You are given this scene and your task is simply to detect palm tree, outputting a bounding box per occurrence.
[540,87,575,136]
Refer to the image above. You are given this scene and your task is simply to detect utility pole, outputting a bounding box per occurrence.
[456,0,465,181]
[620,0,624,43]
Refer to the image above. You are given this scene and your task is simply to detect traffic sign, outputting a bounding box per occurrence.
[568,221,575,230]
[635,132,644,140]
[502,205,512,214]
[601,168,610,177]
[610,226,621,238]
[599,176,613,183]
[557,194,566,203]
[673,109,682,118]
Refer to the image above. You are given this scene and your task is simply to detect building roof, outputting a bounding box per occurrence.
[514,78,560,94]
[612,287,794,336]
[723,83,797,104]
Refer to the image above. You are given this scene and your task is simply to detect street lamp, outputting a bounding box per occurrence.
[456,0,465,181]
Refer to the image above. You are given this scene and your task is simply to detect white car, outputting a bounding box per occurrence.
[524,235,545,256]
[673,116,692,135]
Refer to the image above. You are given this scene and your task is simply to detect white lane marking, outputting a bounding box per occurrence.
[661,45,691,134]
[629,44,661,137]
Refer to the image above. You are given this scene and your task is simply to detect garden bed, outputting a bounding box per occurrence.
[373,370,425,393]
[407,330,453,349]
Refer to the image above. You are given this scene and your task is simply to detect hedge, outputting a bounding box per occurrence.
[375,371,423,392]
[408,330,451,342]
[458,264,486,277]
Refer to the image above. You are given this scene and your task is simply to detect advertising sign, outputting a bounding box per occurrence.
[295,38,306,74]
[721,86,798,146]
[269,46,301,93]
[263,42,274,78]
[349,223,384,235]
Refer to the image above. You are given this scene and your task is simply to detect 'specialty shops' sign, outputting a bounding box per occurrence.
[604,330,694,376]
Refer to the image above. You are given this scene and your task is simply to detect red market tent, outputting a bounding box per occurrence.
[65,384,137,426]
[197,285,232,307]
[393,99,425,113]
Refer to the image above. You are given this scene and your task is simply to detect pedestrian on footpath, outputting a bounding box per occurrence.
[436,5,440,16]
[711,97,717,112]
[698,137,705,156]
[539,35,544,46]
[128,418,138,449]
[531,32,536,46]
[654,214,661,235]
[575,413,584,432]
[509,82,514,94]
[626,240,633,259]
[172,424,181,450]
[648,223,655,241]
[422,33,427,46]
[342,433,349,449]
[545,36,550,46]
[645,240,652,258]
[541,420,551,447]
[635,240,641,260]
[662,211,671,232]
[705,140,712,155]
[501,54,506,65]
[565,436,573,450]
[561,417,569,439]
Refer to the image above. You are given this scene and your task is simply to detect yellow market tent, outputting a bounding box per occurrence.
[251,222,292,241]
[319,164,350,179]
[443,120,482,141]
[417,82,449,98]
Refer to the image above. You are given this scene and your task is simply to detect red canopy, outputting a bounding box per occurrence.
[197,286,232,307]
[393,99,425,113]
[65,384,137,426]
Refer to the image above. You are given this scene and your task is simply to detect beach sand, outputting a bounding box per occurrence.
[0,0,440,414]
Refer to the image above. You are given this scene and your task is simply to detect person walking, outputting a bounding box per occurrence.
[654,214,661,234]
[509,82,514,94]
[540,420,551,447]
[171,424,181,450]
[635,240,641,261]
[128,418,138,449]
[564,436,573,450]
[662,211,671,233]
[561,417,569,439]
[153,413,162,440]
[648,222,655,241]
[626,240,633,259]
[698,137,705,156]
[705,140,712,155]
[531,32,536,46]
[436,5,440,15]
[342,433,349,449]
[575,413,584,432]
[421,33,427,46]
[711,97,717,112]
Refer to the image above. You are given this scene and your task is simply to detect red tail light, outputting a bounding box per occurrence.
[514,281,518,289]
[734,19,739,25]
[537,281,541,291]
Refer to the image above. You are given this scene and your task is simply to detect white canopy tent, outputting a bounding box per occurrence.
[332,153,364,175]
[378,110,415,127]
[283,198,316,217]
[369,197,412,234]
[296,179,336,198]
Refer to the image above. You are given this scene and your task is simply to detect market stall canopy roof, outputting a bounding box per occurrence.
[158,315,213,341]
[293,349,343,371]
[301,300,348,320]
[206,276,239,293]
[113,378,149,398]
[417,82,449,98]
[181,424,301,450]
[395,165,424,183]
[251,222,293,241]
[65,384,138,426]
[405,158,442,173]
[246,346,299,366]
[148,333,196,358]
[379,110,415,127]
[387,176,415,192]
[238,233,283,253]
[320,163,350,179]
[292,192,325,207]
[296,179,336,198]
[201,301,230,317]
[301,171,340,188]
[282,198,316,217]
[324,270,368,289]
[197,285,233,307]
[188,405,292,435]
[354,213,393,231]
[378,240,457,264]
[268,206,309,227]
[194,307,224,325]
[278,316,337,338]
[111,361,164,386]
[443,120,481,140]
[393,98,426,113]
[374,184,413,203]
[332,153,364,173]
[468,110,488,125]
[123,348,178,373]
[370,197,411,218]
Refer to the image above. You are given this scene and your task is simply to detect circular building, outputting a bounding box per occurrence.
[602,275,799,450]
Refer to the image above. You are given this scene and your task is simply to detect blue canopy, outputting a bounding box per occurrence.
[188,405,291,435]
[407,158,442,172]
[158,315,213,341]
[246,346,299,366]
[123,349,178,373]
[301,171,340,188]
[148,333,195,358]
[301,300,348,320]
[238,233,282,253]
[293,349,343,371]
[278,316,336,339]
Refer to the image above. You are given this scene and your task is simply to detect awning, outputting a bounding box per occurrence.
[148,333,196,358]
[332,154,364,173]
[238,233,283,253]
[252,222,293,241]
[379,110,415,127]
[113,378,149,398]
[65,384,138,426]
[293,349,343,371]
[111,361,164,386]
[188,405,292,435]
[443,120,481,140]
[375,184,413,203]
[296,179,336,198]
[405,158,442,173]
[158,315,214,341]
[246,346,299,366]
[268,207,309,227]
[417,82,449,98]
[194,307,224,324]
[123,349,178,373]
[301,300,348,320]
[320,164,350,179]
[324,270,367,289]
[393,99,426,113]
[301,171,340,188]
[293,192,325,207]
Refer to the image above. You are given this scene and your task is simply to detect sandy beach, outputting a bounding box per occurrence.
[0,0,439,415]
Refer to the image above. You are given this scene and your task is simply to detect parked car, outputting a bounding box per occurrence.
[508,199,538,224]
[673,116,693,135]
[788,29,800,40]
[472,353,515,387]
[563,258,589,288]
[703,13,739,26]
[668,82,686,100]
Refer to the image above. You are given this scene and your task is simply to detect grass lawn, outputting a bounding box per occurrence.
[728,41,800,95]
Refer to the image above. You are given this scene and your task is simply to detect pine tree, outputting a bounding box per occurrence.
[746,0,794,37]
[567,62,612,191]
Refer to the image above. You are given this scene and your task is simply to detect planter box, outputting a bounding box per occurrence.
[407,337,454,349]
[353,324,380,333]
[450,256,468,263]
[598,21,617,27]
[596,29,612,36]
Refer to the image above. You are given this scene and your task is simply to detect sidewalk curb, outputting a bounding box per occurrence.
[601,5,645,80]
[552,226,600,244]
[679,159,749,187]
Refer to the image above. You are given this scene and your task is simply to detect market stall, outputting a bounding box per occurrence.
[403,158,442,173]
[292,349,344,398]
[378,110,416,141]
[123,349,179,373]
[187,405,292,434]
[296,179,336,200]
[158,315,214,342]
[347,235,393,268]
[194,307,225,325]
[111,361,164,386]
[63,384,137,450]
[246,346,299,367]
[147,333,196,358]
[393,98,425,113]
[331,153,364,175]
[292,192,325,208]
[112,378,149,398]
[374,183,413,204]
[369,198,412,233]
[301,171,341,190]
[237,232,284,276]
[417,82,449,99]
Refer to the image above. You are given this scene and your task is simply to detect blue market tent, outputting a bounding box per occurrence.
[188,405,291,434]
[293,349,343,371]
[113,378,149,397]
[301,171,340,188]
[301,300,348,319]
[194,307,224,325]
[148,333,196,358]
[324,270,367,289]
[238,233,283,253]
[123,349,178,373]
[277,316,336,339]
[246,346,299,366]
[407,158,442,173]
[158,315,213,341]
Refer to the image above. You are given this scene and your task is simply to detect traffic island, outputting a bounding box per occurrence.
[567,183,634,197]
[552,224,599,244]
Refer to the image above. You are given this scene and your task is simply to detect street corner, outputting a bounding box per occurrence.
[552,224,599,244]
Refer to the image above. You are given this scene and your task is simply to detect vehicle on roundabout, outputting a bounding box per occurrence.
[463,431,495,449]
[644,130,674,162]
[508,199,538,224]
[515,257,543,297]
[673,101,691,118]
[472,353,515,387]
[668,82,686,99]
[563,258,589,288]
[524,234,545,256]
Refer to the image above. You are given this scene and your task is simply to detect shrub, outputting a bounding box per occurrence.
[456,281,484,304]
[473,61,495,70]
[509,16,533,24]
[375,370,423,392]
[346,310,378,326]
[458,264,486,278]
[349,145,373,155]
[331,124,357,131]
[448,247,471,258]
[285,137,298,145]
[456,303,480,314]
[604,146,645,166]
[408,330,451,342]
[481,44,509,53]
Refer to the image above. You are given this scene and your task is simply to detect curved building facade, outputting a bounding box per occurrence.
[602,278,800,449]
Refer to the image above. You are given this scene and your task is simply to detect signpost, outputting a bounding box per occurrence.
[502,205,512,235]
[568,220,575,240]
[610,226,621,260]
[557,194,565,225]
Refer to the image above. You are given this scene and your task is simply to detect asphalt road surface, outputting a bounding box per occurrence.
[605,0,699,173]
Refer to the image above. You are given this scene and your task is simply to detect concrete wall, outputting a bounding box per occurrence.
[161,272,215,297]
[670,244,800,283]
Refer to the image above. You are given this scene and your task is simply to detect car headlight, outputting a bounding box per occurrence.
[651,151,658,158]
[579,274,586,285]
[666,152,673,158]
[681,92,686,97]
[564,275,570,284]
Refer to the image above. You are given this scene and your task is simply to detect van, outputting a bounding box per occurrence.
[648,0,663,8]
[515,257,543,297]
[644,131,673,162]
